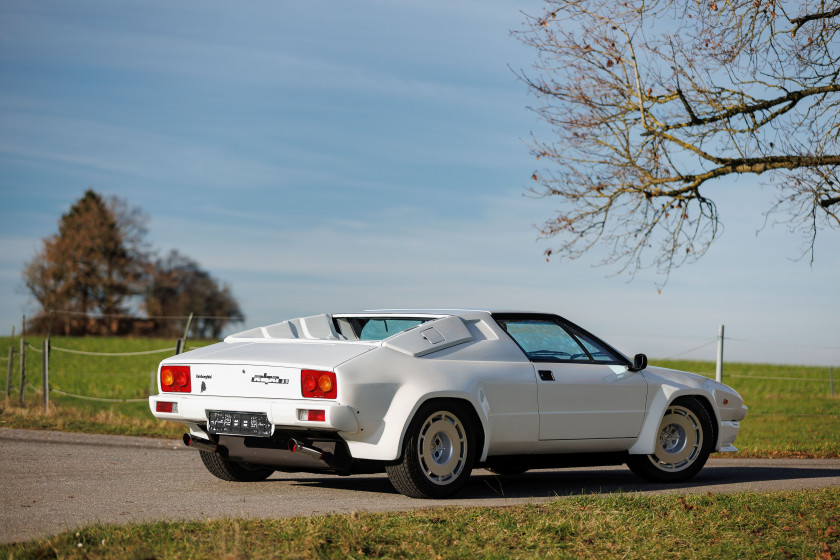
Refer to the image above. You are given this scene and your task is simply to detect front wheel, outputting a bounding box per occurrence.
[627,397,714,483]
[199,450,274,482]
[386,403,475,498]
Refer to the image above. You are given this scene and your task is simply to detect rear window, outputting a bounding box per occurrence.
[340,317,430,341]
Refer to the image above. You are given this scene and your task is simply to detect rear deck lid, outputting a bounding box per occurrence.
[160,340,375,398]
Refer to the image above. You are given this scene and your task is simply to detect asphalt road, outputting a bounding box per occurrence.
[1,428,838,544]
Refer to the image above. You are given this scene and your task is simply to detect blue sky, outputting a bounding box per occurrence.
[1,0,838,366]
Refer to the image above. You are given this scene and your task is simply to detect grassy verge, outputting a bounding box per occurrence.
[0,335,209,438]
[2,489,838,559]
[655,360,840,458]
[0,338,837,456]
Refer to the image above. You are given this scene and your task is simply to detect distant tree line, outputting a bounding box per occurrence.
[23,190,243,338]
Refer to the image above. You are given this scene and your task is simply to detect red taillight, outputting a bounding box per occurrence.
[301,370,336,399]
[161,365,191,393]
[307,409,326,422]
[156,401,175,413]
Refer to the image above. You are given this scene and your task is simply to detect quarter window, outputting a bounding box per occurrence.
[569,328,620,363]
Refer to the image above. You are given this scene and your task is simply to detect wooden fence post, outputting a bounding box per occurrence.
[181,312,194,352]
[715,324,724,383]
[19,315,26,406]
[42,339,49,413]
[5,326,14,398]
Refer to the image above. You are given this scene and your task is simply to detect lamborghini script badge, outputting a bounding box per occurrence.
[251,373,289,385]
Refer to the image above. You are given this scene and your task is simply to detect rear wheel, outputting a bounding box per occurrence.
[199,450,274,482]
[627,397,713,483]
[386,403,475,498]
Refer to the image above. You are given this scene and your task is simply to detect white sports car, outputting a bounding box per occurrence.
[149,310,747,498]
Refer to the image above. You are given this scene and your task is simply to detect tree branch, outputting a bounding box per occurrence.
[790,6,840,36]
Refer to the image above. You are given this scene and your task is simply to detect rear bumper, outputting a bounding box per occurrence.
[149,394,360,433]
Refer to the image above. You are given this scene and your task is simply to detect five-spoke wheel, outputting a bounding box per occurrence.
[627,396,714,482]
[386,402,475,498]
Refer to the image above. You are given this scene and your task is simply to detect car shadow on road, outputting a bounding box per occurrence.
[266,463,840,499]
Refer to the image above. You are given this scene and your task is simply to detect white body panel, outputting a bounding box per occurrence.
[533,362,648,440]
[150,310,746,467]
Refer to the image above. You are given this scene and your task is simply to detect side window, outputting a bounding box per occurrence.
[497,319,590,362]
[571,329,621,363]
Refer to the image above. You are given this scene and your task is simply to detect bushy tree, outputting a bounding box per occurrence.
[23,190,244,338]
[517,0,840,279]
[145,250,244,339]
[23,190,147,334]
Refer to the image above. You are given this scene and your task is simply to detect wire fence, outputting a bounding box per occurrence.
[4,329,195,410]
[3,319,839,411]
[50,345,176,357]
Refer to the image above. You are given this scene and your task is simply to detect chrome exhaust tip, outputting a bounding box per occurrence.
[288,438,324,460]
[183,433,219,454]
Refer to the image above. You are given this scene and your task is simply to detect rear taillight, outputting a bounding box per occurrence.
[301,370,336,399]
[161,365,191,393]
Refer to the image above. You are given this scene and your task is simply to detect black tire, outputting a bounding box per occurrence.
[627,396,714,483]
[199,450,274,482]
[386,402,476,498]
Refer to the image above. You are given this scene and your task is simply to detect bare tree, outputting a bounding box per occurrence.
[516,0,840,278]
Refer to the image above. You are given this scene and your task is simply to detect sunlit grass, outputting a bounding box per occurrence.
[656,360,840,458]
[0,335,211,438]
[2,489,838,559]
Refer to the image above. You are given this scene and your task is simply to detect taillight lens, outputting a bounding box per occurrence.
[301,370,336,399]
[161,365,191,393]
[156,401,176,413]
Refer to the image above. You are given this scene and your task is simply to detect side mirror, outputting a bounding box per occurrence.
[630,353,648,372]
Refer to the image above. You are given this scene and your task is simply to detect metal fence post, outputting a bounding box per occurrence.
[715,324,724,383]
[5,326,14,398]
[19,315,26,406]
[42,339,49,413]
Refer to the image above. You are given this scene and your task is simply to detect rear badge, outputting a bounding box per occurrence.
[251,373,289,385]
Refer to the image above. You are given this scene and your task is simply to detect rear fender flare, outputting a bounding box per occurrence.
[393,392,490,462]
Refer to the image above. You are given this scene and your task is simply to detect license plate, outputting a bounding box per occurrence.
[207,411,272,437]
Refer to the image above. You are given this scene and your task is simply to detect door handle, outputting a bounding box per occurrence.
[538,370,555,381]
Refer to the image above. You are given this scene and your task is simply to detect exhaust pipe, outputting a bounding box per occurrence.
[288,438,324,460]
[183,433,220,454]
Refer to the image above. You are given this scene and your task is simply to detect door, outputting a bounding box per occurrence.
[495,316,648,440]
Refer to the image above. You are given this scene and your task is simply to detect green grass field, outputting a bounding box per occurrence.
[1,336,838,455]
[1,489,838,559]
